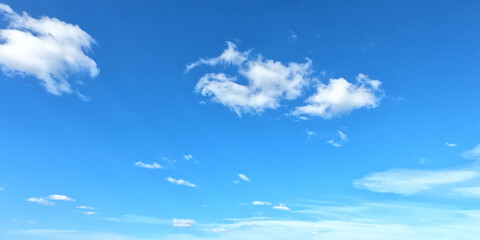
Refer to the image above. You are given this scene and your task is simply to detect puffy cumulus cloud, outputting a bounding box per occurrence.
[353,169,479,195]
[166,177,197,187]
[172,218,197,227]
[237,173,250,181]
[0,3,98,95]
[292,74,383,119]
[134,161,163,169]
[189,42,313,116]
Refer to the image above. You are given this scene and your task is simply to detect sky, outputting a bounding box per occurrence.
[0,1,480,239]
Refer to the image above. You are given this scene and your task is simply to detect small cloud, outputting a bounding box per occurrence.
[288,30,298,40]
[76,206,94,210]
[172,218,196,227]
[134,161,163,169]
[184,154,193,160]
[306,130,316,137]
[83,211,97,215]
[419,159,431,164]
[238,173,250,181]
[233,180,240,184]
[272,204,290,211]
[26,198,54,206]
[462,144,480,161]
[48,194,75,201]
[166,177,197,187]
[252,201,271,206]
[446,142,457,147]
[212,228,227,232]
[327,131,348,147]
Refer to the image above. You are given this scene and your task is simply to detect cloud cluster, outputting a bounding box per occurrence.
[134,161,163,169]
[26,194,75,206]
[0,3,98,95]
[188,42,384,118]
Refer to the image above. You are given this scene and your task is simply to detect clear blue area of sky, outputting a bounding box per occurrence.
[0,1,479,239]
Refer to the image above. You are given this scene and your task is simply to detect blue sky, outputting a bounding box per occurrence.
[1,1,480,239]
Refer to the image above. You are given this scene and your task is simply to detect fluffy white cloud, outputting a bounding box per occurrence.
[0,3,98,95]
[166,177,197,187]
[462,144,480,161]
[252,201,271,206]
[273,204,290,211]
[172,218,197,227]
[293,74,383,118]
[134,161,163,169]
[354,169,479,195]
[238,173,250,181]
[48,194,75,201]
[190,42,313,115]
[26,197,54,206]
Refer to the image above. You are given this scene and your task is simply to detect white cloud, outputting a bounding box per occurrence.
[454,186,480,197]
[462,144,480,161]
[306,130,316,137]
[419,159,431,164]
[83,211,97,215]
[211,228,227,232]
[76,206,94,210]
[26,197,54,206]
[327,131,348,147]
[238,173,250,181]
[252,201,272,206]
[446,142,457,147]
[166,177,197,187]
[190,42,313,115]
[354,169,479,195]
[0,4,99,95]
[134,161,163,169]
[48,194,75,201]
[184,154,193,160]
[233,180,240,184]
[172,218,196,227]
[293,74,383,118]
[273,204,290,211]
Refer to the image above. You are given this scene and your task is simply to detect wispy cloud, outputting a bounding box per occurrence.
[48,194,75,201]
[252,201,271,206]
[419,158,431,164]
[184,154,193,160]
[0,187,4,191]
[446,142,457,147]
[76,206,94,210]
[462,144,480,162]
[166,177,197,187]
[83,211,97,215]
[272,203,290,211]
[211,228,227,232]
[0,3,99,95]
[134,161,163,169]
[26,194,75,205]
[354,169,479,195]
[454,186,480,197]
[327,131,348,147]
[293,74,383,118]
[238,173,250,181]
[104,215,169,224]
[172,218,196,227]
[26,197,54,206]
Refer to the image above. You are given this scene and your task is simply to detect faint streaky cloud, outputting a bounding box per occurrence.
[172,218,196,227]
[76,206,94,210]
[238,173,250,181]
[306,130,316,137]
[252,201,272,206]
[134,161,163,169]
[0,3,99,95]
[26,197,54,206]
[462,144,480,161]
[233,180,240,184]
[104,215,169,224]
[354,169,479,195]
[48,194,75,201]
[83,211,97,215]
[272,203,290,211]
[293,74,383,119]
[184,154,193,160]
[211,227,227,232]
[419,159,431,164]
[189,41,313,116]
[454,186,480,197]
[327,130,348,147]
[166,177,197,187]
[0,187,4,191]
[446,142,457,147]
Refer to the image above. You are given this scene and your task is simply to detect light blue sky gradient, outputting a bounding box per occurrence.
[0,1,480,239]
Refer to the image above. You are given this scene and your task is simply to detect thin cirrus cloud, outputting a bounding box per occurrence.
[0,3,98,96]
[292,74,384,119]
[188,41,313,116]
[238,173,250,181]
[462,144,480,162]
[166,177,197,187]
[327,130,348,147]
[353,169,479,195]
[26,194,75,206]
[172,218,197,227]
[134,161,163,169]
[252,201,272,206]
[187,42,384,118]
[77,206,94,210]
[454,186,480,197]
[446,142,457,147]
